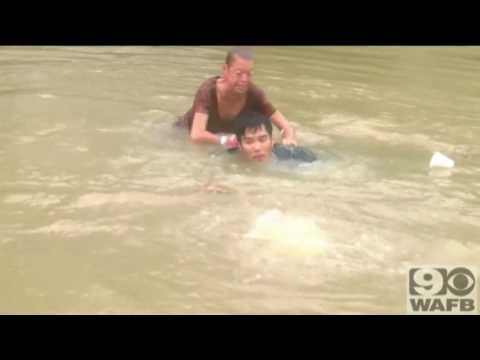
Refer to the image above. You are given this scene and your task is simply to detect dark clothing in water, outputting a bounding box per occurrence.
[272,144,317,163]
[175,76,276,134]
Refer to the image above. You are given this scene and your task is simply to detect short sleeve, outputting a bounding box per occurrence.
[250,84,276,118]
[193,79,213,114]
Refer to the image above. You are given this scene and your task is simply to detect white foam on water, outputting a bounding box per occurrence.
[3,193,65,208]
[109,155,148,168]
[244,209,329,257]
[15,136,36,144]
[36,124,67,136]
[96,127,136,134]
[38,93,57,99]
[21,220,132,237]
[68,192,191,209]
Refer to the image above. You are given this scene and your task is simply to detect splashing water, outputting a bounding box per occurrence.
[245,209,329,257]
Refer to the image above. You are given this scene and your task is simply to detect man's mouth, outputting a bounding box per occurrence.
[253,154,265,161]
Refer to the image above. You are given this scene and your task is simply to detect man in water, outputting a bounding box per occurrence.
[202,112,316,193]
[175,47,297,149]
[233,112,317,164]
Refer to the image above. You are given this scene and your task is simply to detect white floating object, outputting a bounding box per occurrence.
[430,152,455,168]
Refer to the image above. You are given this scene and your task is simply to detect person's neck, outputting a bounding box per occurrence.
[218,79,244,102]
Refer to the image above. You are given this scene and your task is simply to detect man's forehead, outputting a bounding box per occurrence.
[243,125,268,137]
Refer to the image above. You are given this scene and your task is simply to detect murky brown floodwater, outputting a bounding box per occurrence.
[1,46,479,314]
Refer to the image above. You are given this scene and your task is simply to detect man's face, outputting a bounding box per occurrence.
[239,125,273,163]
[223,56,253,94]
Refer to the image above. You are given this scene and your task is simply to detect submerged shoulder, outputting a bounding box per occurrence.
[199,76,218,90]
[273,144,317,163]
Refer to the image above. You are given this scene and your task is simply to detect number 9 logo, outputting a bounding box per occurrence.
[410,268,446,296]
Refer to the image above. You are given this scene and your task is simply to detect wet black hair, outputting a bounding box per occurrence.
[234,112,273,144]
[225,47,254,67]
